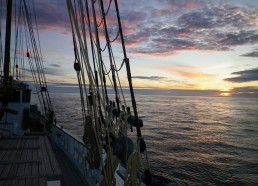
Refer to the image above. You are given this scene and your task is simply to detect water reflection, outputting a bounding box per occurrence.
[32,94,258,185]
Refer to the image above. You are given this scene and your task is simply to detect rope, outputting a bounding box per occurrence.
[103,63,112,75]
[90,0,110,106]
[104,0,113,16]
[99,0,121,114]
[23,1,48,116]
[100,42,108,52]
[90,0,128,126]
[125,152,141,186]
[66,2,110,184]
[114,0,142,137]
[68,1,128,185]
[110,29,120,43]
[31,0,55,115]
[0,0,3,76]
[9,0,56,123]
[90,0,117,182]
[66,0,151,185]
[96,0,112,27]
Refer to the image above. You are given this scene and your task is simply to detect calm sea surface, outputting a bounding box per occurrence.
[33,93,258,185]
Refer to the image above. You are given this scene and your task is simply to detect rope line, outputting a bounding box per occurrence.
[65,0,151,185]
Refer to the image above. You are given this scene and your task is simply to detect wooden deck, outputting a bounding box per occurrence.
[0,134,89,186]
[0,135,62,186]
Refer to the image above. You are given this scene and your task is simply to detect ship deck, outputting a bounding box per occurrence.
[0,134,88,186]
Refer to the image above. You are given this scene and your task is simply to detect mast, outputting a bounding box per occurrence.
[3,0,13,85]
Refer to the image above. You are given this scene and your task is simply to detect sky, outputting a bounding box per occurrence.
[1,0,258,97]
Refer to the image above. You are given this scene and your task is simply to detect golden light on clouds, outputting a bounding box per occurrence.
[220,92,231,96]
[165,65,217,79]
[161,65,228,90]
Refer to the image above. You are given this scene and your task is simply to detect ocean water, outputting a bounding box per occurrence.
[33,93,258,185]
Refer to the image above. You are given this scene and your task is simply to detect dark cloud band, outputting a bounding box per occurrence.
[224,68,258,83]
[131,76,165,80]
[241,49,258,57]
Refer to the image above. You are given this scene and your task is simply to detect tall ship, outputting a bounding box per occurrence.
[0,0,161,185]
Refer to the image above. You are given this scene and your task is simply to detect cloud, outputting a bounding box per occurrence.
[230,86,258,97]
[241,49,258,57]
[47,82,78,87]
[131,76,166,80]
[43,67,65,76]
[1,0,71,35]
[224,67,258,82]
[121,1,258,55]
[2,0,258,56]
[165,65,217,79]
[33,0,71,34]
[218,31,258,46]
[49,64,61,67]
[231,86,258,93]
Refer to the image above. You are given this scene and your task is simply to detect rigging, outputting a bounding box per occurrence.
[66,0,152,185]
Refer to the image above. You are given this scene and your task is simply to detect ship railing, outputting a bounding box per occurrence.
[50,125,88,174]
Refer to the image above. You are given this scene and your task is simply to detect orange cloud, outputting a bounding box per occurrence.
[166,65,217,79]
[173,70,217,79]
[177,33,189,37]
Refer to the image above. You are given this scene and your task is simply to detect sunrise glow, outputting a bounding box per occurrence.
[1,0,257,97]
[220,92,231,97]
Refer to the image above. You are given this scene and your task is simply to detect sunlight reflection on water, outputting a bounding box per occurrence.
[32,94,258,185]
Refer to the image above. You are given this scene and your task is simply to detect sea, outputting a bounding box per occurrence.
[33,93,258,185]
